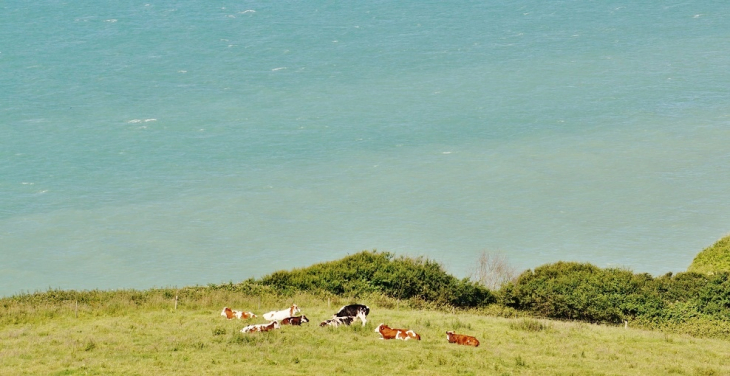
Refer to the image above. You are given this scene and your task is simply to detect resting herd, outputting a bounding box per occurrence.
[220,303,480,347]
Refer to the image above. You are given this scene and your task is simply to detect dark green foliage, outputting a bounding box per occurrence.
[260,251,495,308]
[500,261,730,332]
[500,262,661,323]
[651,272,711,302]
[692,272,730,319]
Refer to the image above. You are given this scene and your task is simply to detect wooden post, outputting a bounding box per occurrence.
[175,295,178,310]
[75,300,78,318]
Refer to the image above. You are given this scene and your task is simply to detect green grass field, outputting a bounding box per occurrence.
[1,292,728,375]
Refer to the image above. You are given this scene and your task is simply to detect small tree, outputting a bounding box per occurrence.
[472,251,517,291]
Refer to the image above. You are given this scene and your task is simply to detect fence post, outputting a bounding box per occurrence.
[75,300,78,318]
[175,295,178,310]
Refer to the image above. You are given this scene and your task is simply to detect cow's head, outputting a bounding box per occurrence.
[221,307,234,319]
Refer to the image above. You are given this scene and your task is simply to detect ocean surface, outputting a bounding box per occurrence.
[2,1,730,297]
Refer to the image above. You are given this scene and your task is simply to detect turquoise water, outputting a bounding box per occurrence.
[2,1,730,297]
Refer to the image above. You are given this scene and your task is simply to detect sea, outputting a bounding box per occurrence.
[2,1,730,297]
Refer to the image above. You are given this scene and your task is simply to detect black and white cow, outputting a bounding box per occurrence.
[320,316,355,327]
[281,315,309,325]
[334,304,370,326]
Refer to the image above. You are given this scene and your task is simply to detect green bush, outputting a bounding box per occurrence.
[259,251,495,308]
[694,272,730,318]
[500,260,730,329]
[500,262,662,323]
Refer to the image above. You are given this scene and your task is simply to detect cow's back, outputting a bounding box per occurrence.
[336,304,369,317]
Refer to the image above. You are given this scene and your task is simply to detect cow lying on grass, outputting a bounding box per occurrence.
[220,307,256,320]
[263,304,300,321]
[446,331,479,347]
[374,323,420,340]
[320,316,355,327]
[241,321,280,333]
[281,315,309,325]
[334,304,369,326]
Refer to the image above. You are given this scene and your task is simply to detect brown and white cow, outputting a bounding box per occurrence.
[221,307,256,320]
[240,321,280,333]
[281,315,310,325]
[263,304,300,321]
[374,323,421,340]
[319,316,355,327]
[446,331,480,347]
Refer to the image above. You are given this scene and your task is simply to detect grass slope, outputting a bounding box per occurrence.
[2,292,729,376]
[689,234,730,274]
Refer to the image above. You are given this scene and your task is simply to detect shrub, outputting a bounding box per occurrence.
[259,251,495,308]
[501,262,664,323]
[694,272,730,318]
[499,259,730,331]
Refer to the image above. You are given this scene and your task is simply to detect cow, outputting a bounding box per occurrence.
[263,304,300,321]
[220,307,256,320]
[241,321,280,333]
[334,304,370,326]
[281,315,310,325]
[374,323,420,341]
[445,331,480,347]
[319,316,355,327]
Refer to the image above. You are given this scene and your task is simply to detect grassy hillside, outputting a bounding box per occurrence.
[4,245,730,375]
[689,234,730,274]
[2,290,729,376]
[258,251,730,339]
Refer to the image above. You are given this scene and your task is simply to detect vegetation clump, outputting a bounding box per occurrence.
[510,318,551,332]
[500,262,663,323]
[260,251,495,308]
[499,261,730,338]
